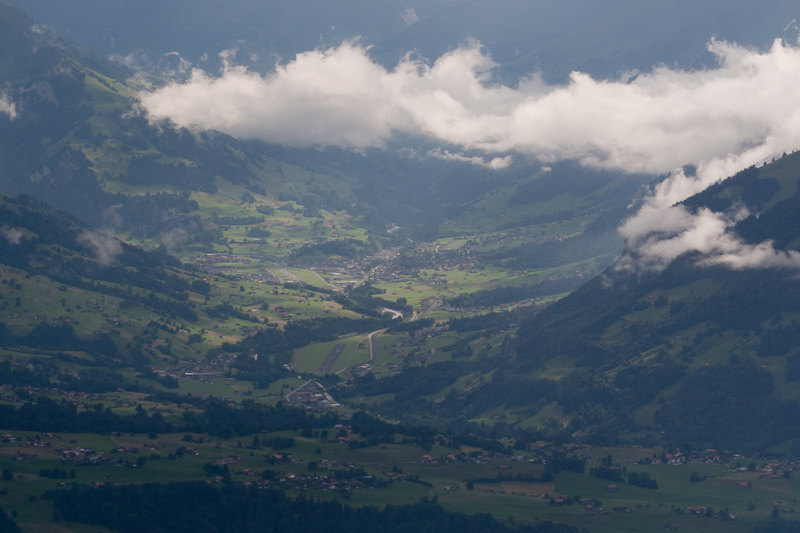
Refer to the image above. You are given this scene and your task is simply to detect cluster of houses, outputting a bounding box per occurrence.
[283,380,339,411]
[345,363,373,379]
[263,471,383,497]
[757,463,790,478]
[376,249,479,281]
[203,459,381,497]
[396,336,427,349]
[628,449,800,478]
[17,434,53,448]
[680,507,737,519]
[36,314,74,325]
[115,445,140,454]
[0,382,116,407]
[579,448,745,468]
[59,447,108,465]
[264,453,293,465]
[420,453,459,466]
[150,352,238,385]
[2,432,60,452]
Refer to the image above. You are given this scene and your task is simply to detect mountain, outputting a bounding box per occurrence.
[0,2,258,228]
[0,0,643,289]
[9,0,464,72]
[509,152,800,451]
[0,190,209,374]
[7,3,800,532]
[0,2,380,249]
[332,152,800,454]
[0,3,635,389]
[9,0,800,455]
[373,0,800,82]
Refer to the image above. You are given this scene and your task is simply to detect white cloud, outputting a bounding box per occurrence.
[161,51,193,75]
[0,92,17,120]
[141,38,800,176]
[617,201,800,272]
[141,38,800,271]
[1,226,23,245]
[402,7,419,26]
[615,90,800,273]
[110,52,146,71]
[427,149,512,169]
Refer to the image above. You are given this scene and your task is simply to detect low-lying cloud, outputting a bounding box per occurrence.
[1,226,23,245]
[618,131,800,272]
[141,38,800,271]
[618,201,800,273]
[142,38,800,174]
[427,149,512,169]
[77,229,123,265]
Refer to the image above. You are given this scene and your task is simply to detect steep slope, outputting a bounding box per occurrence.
[0,3,385,256]
[0,191,210,373]
[507,152,800,451]
[0,3,260,223]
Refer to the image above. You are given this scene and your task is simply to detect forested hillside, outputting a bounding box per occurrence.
[507,153,800,451]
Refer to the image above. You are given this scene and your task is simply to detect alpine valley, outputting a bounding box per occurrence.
[2,1,800,532]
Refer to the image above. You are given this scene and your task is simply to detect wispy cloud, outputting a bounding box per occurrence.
[402,7,419,26]
[161,228,187,253]
[77,229,122,265]
[0,92,17,120]
[427,149,512,169]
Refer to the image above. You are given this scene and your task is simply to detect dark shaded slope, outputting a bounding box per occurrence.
[502,153,800,450]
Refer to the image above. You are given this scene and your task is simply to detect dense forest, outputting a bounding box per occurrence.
[50,482,582,533]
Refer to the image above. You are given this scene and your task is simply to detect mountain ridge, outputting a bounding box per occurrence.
[5,1,800,455]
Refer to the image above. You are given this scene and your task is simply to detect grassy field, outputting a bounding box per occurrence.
[1,429,796,533]
[293,336,367,375]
